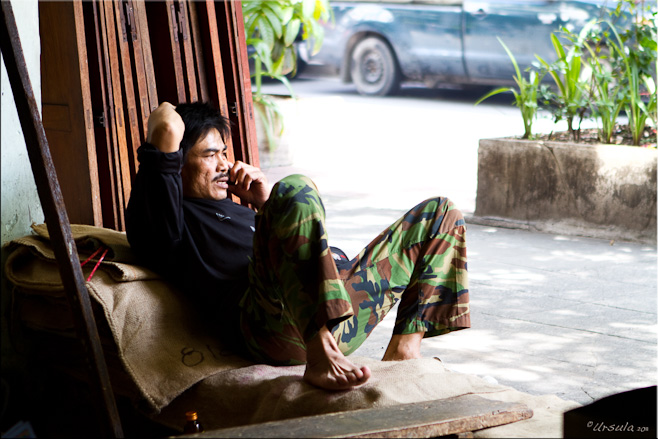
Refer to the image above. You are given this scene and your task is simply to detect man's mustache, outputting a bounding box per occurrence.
[214,172,234,185]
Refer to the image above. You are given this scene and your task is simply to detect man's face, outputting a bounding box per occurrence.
[181,128,231,200]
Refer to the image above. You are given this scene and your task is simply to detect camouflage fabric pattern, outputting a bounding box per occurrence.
[333,195,470,356]
[239,175,469,365]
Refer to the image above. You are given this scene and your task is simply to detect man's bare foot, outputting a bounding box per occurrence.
[382,333,424,361]
[304,326,371,390]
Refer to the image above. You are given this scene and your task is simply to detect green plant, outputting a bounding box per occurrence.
[243,0,331,150]
[535,27,596,142]
[584,44,626,144]
[543,0,656,146]
[480,1,656,147]
[604,0,657,145]
[475,37,545,139]
[575,18,626,144]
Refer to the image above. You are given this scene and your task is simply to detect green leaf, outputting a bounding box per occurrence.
[282,46,297,75]
[497,37,521,79]
[262,6,283,39]
[252,39,273,72]
[475,87,512,105]
[242,1,260,15]
[284,18,301,46]
[551,33,567,61]
[257,16,275,51]
[280,4,294,24]
[271,45,286,75]
[273,72,297,98]
[566,55,581,87]
[640,35,657,52]
[264,1,284,20]
[245,13,259,38]
[537,54,566,97]
[644,76,656,95]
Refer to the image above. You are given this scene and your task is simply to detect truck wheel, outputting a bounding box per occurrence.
[350,37,400,96]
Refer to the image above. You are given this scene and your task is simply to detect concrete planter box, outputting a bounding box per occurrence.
[475,138,657,243]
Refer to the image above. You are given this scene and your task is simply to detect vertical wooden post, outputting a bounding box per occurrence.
[85,0,121,230]
[131,0,158,115]
[113,0,141,175]
[187,0,209,103]
[101,0,132,226]
[124,0,153,137]
[214,0,259,168]
[164,0,187,103]
[0,2,123,437]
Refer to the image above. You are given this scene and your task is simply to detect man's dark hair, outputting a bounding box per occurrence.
[175,102,232,159]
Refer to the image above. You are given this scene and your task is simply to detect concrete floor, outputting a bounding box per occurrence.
[270,163,657,406]
[355,224,657,405]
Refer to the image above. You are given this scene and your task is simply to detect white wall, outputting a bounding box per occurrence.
[1,0,43,244]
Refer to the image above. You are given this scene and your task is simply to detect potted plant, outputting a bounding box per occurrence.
[474,0,657,243]
[243,0,331,167]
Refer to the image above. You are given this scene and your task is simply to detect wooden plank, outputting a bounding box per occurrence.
[98,1,120,215]
[124,0,150,138]
[165,0,186,103]
[195,2,230,121]
[87,0,120,230]
[102,0,132,230]
[143,0,184,105]
[194,1,241,204]
[132,0,158,115]
[212,0,242,164]
[185,395,533,439]
[73,0,104,224]
[222,0,259,168]
[232,0,259,163]
[195,1,233,160]
[187,0,209,103]
[113,0,141,176]
[177,0,198,102]
[0,2,123,437]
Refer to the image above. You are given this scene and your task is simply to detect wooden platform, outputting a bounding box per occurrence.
[180,394,533,438]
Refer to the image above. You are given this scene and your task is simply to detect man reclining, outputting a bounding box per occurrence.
[126,102,470,391]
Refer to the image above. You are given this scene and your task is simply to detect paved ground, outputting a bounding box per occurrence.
[260,77,657,406]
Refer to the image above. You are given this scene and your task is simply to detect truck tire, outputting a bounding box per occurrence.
[350,37,401,96]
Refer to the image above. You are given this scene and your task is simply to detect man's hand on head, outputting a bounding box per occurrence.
[147,102,185,153]
[228,161,271,209]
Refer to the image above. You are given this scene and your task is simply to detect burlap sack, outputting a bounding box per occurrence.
[5,224,253,410]
[5,224,579,437]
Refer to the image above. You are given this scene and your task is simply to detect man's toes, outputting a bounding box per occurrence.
[348,366,370,385]
[350,371,363,384]
[335,374,349,387]
[345,372,361,385]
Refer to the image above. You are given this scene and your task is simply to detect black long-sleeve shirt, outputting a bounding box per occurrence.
[125,144,255,343]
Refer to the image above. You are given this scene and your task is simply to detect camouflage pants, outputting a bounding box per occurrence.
[239,175,470,365]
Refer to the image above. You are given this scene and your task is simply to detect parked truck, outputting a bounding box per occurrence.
[308,0,619,95]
